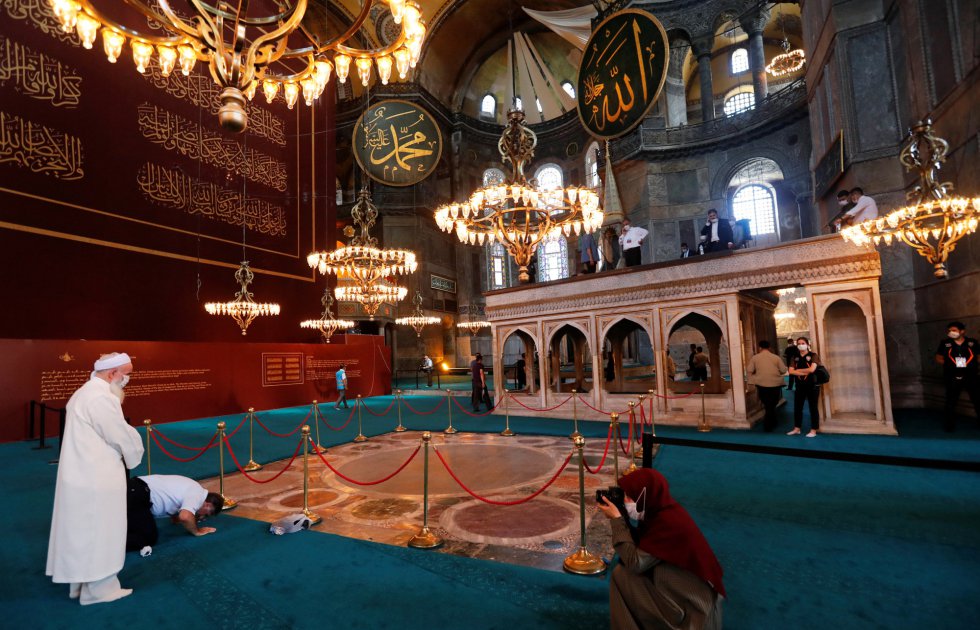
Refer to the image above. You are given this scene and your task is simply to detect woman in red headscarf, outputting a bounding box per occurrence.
[597,468,725,629]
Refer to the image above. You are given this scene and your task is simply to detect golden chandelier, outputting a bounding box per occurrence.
[300,289,354,342]
[395,291,441,337]
[841,120,979,278]
[434,109,603,283]
[48,0,427,132]
[205,260,280,335]
[308,186,415,319]
[456,320,490,335]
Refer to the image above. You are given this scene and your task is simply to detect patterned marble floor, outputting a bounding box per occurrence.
[204,430,630,572]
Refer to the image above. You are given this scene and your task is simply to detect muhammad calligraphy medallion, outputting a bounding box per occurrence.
[352,99,442,187]
[576,9,669,140]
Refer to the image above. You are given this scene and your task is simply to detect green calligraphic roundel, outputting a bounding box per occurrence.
[352,99,443,187]
[576,9,669,140]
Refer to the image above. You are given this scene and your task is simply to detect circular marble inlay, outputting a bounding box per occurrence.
[350,497,417,520]
[280,489,337,508]
[550,474,603,491]
[439,497,578,545]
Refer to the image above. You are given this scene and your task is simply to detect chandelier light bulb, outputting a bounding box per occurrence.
[335,53,352,84]
[52,0,78,32]
[389,0,406,24]
[177,45,196,75]
[301,77,317,106]
[156,45,177,76]
[355,56,373,86]
[75,13,99,49]
[102,29,125,63]
[314,59,333,90]
[376,55,393,85]
[283,82,300,109]
[262,80,279,103]
[130,40,153,73]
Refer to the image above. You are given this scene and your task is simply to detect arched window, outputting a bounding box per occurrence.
[731,48,749,74]
[724,91,755,116]
[561,81,576,98]
[534,164,563,190]
[482,168,505,187]
[537,237,568,282]
[585,141,600,189]
[732,184,778,236]
[487,242,508,289]
[481,94,496,117]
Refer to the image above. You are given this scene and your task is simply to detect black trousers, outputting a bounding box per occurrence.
[623,248,642,267]
[472,383,483,411]
[335,389,348,409]
[793,383,820,430]
[944,374,980,431]
[126,477,158,552]
[756,385,782,432]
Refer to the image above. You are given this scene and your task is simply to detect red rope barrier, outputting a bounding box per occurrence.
[618,424,632,456]
[317,405,356,431]
[151,430,217,462]
[312,441,421,486]
[433,446,573,506]
[253,413,308,438]
[359,399,397,417]
[575,395,631,416]
[509,395,573,412]
[224,416,248,439]
[450,394,503,416]
[223,436,303,484]
[402,397,446,416]
[152,426,215,451]
[584,425,614,474]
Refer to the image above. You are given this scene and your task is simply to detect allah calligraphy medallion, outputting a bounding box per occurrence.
[576,9,669,140]
[352,99,443,187]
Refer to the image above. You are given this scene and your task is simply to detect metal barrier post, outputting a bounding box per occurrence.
[244,408,262,471]
[444,390,457,434]
[143,419,152,475]
[301,425,321,524]
[394,389,406,432]
[216,421,237,510]
[570,389,581,439]
[408,432,443,548]
[562,435,606,575]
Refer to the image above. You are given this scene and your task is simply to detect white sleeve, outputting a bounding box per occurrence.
[89,395,145,469]
[180,482,208,514]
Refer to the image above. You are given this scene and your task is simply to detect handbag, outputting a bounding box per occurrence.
[814,364,830,385]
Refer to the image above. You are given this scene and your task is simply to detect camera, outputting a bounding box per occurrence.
[595,486,625,506]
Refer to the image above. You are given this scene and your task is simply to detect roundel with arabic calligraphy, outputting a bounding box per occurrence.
[576,9,669,140]
[352,99,443,187]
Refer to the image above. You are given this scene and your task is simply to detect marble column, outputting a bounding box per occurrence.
[665,41,689,127]
[740,9,771,103]
[691,36,715,122]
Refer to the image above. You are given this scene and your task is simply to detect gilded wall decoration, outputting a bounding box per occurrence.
[2,0,75,43]
[0,109,83,179]
[352,99,442,186]
[0,35,81,107]
[138,103,288,191]
[137,162,287,237]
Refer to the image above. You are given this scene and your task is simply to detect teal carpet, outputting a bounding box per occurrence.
[4,393,979,628]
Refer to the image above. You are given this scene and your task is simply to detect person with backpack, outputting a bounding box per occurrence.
[786,337,821,437]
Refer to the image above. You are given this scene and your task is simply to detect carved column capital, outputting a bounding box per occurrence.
[690,35,715,59]
[739,7,771,36]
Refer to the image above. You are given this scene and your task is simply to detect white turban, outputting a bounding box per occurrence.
[93,353,132,371]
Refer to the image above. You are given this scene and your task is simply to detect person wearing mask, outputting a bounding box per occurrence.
[619,218,648,267]
[679,242,694,259]
[470,353,486,412]
[47,352,144,605]
[934,322,980,431]
[840,187,878,226]
[598,468,725,630]
[746,340,788,432]
[580,231,599,274]
[699,209,734,253]
[786,337,821,437]
[829,189,854,232]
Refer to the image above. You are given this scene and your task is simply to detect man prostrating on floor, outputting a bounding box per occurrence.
[126,474,224,551]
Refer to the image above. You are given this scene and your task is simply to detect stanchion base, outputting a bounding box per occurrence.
[563,548,606,575]
[394,425,407,432]
[444,426,458,435]
[303,509,321,525]
[243,460,263,472]
[570,431,582,439]
[625,462,638,474]
[222,497,238,511]
[353,434,368,442]
[500,427,515,436]
[408,526,443,549]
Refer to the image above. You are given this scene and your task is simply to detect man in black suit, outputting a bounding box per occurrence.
[699,209,734,253]
[679,242,694,259]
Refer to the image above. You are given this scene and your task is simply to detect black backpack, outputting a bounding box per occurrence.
[814,364,831,385]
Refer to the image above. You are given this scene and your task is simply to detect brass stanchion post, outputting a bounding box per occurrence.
[625,401,638,474]
[394,389,406,432]
[611,412,621,481]
[444,389,457,434]
[408,432,443,548]
[353,395,368,442]
[500,391,515,436]
[301,425,321,525]
[244,407,262,471]
[312,400,325,451]
[216,421,237,510]
[143,419,152,475]
[563,435,606,575]
[633,396,645,459]
[698,382,711,432]
[648,389,656,436]
[570,388,581,439]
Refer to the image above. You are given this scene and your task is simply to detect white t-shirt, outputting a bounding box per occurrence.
[845,195,878,223]
[140,475,208,518]
[619,226,648,250]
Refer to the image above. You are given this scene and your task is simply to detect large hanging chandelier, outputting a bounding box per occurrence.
[766,38,806,77]
[308,186,416,319]
[434,109,603,283]
[300,289,355,342]
[456,320,491,336]
[841,120,979,278]
[205,260,280,335]
[396,291,441,337]
[48,0,427,132]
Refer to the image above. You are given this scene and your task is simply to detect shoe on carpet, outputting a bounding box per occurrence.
[806,430,817,438]
[786,428,801,435]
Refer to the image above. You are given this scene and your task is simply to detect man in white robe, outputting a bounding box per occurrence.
[46,352,144,605]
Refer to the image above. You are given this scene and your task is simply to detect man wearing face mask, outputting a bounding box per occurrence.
[47,352,144,605]
[699,208,734,253]
[829,189,854,232]
[618,218,648,267]
[935,322,980,431]
[598,469,725,630]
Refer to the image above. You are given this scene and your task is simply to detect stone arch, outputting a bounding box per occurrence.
[710,150,794,199]
[601,318,656,394]
[820,299,876,416]
[501,328,539,394]
[547,324,593,393]
[667,312,731,393]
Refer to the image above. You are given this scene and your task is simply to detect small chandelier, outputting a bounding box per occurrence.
[308,186,416,319]
[434,109,603,283]
[766,38,806,77]
[205,260,280,335]
[300,289,355,342]
[456,320,491,335]
[48,0,427,132]
[841,120,979,278]
[396,291,441,337]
